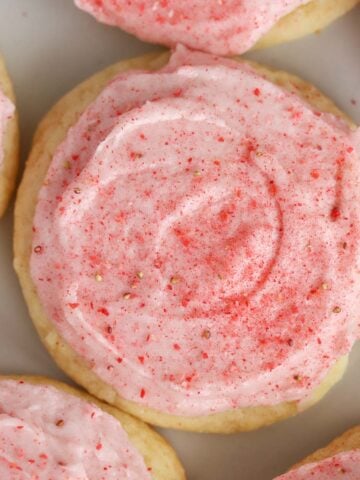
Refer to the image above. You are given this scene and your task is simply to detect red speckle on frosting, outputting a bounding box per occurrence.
[97,307,110,316]
[30,46,360,417]
[0,380,151,479]
[330,206,341,221]
[274,450,360,479]
[68,303,79,309]
[311,169,320,179]
[74,0,311,55]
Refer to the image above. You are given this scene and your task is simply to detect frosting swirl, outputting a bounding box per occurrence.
[31,46,360,416]
[275,450,360,479]
[0,380,151,479]
[74,0,310,55]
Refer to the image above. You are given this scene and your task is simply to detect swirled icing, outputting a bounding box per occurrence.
[31,46,360,416]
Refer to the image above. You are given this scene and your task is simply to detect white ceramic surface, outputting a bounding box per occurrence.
[0,2,359,479]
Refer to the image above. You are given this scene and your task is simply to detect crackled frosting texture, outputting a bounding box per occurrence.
[31,46,360,417]
[75,0,310,55]
[0,380,151,479]
[275,450,360,479]
[0,87,14,170]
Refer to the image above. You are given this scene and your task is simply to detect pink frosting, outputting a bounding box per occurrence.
[31,46,360,417]
[0,380,151,479]
[275,450,360,479]
[0,87,14,171]
[75,0,310,55]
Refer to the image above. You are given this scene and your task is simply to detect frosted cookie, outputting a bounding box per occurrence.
[0,56,18,217]
[0,376,185,479]
[275,426,360,478]
[14,47,360,433]
[74,0,359,55]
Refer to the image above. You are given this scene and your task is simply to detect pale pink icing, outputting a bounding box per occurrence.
[75,0,311,55]
[31,46,360,416]
[0,380,151,479]
[275,450,360,479]
[0,87,14,171]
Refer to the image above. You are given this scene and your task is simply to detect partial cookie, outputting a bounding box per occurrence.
[75,0,359,55]
[0,375,185,479]
[14,47,360,433]
[256,0,359,50]
[275,426,360,478]
[0,56,19,217]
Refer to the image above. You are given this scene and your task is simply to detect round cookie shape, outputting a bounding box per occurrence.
[275,426,360,479]
[29,46,360,413]
[0,56,18,217]
[0,376,185,480]
[15,48,360,432]
[74,0,359,55]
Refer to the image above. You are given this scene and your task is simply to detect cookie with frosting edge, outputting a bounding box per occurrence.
[14,50,355,433]
[255,0,359,51]
[0,55,19,217]
[295,426,360,466]
[0,374,185,480]
[275,426,360,478]
[75,0,359,54]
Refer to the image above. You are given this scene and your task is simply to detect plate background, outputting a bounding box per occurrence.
[0,2,359,479]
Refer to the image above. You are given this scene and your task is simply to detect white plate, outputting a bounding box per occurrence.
[0,2,359,479]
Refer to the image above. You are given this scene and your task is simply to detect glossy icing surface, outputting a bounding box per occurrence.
[75,0,310,55]
[0,380,151,479]
[31,47,360,416]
